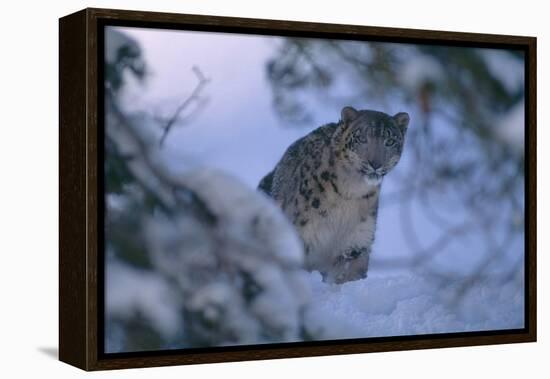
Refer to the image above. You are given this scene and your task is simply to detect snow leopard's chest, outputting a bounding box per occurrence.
[299,192,378,259]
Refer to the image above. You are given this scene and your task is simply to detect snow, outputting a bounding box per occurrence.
[106,255,524,352]
[105,259,183,338]
[496,100,525,154]
[480,49,525,94]
[304,271,524,340]
[175,168,305,266]
[105,155,312,351]
[399,54,444,91]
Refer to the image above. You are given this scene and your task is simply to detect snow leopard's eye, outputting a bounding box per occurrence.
[385,138,396,147]
[349,250,362,259]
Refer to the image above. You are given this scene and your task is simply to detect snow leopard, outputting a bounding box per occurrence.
[258,106,410,284]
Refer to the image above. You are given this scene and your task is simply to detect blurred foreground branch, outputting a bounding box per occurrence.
[104,30,314,352]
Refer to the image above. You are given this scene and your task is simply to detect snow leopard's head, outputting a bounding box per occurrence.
[339,106,409,186]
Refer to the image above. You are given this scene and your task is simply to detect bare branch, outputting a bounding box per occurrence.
[158,66,210,147]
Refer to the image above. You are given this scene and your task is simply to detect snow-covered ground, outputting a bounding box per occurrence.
[106,259,524,352]
[304,271,524,340]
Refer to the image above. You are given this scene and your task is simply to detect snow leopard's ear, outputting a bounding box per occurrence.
[341,106,359,124]
[393,112,410,133]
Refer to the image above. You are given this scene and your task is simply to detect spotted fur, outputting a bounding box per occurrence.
[259,106,409,284]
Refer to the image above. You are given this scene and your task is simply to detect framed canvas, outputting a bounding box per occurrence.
[59,8,537,371]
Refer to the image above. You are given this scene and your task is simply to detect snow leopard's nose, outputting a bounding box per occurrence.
[369,160,382,170]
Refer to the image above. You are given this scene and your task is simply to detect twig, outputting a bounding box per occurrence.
[158,66,210,147]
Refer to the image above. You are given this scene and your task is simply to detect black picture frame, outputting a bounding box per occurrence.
[59,7,537,371]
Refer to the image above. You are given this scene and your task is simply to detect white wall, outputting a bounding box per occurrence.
[0,0,545,377]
